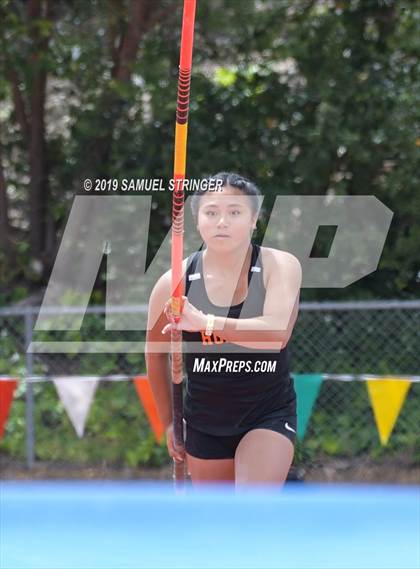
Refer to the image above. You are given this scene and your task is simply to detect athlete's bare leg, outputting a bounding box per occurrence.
[186,453,235,484]
[234,429,294,485]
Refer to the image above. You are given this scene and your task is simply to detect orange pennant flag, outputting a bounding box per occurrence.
[133,376,165,443]
[0,378,18,439]
[366,378,412,446]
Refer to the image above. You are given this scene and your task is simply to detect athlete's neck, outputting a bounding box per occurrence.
[202,242,252,275]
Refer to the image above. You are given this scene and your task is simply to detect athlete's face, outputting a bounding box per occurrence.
[196,185,257,249]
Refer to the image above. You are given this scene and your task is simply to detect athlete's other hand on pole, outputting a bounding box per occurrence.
[162,296,206,334]
[165,423,185,463]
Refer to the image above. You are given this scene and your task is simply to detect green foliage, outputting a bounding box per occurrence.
[0,379,169,468]
[0,0,419,302]
[295,381,419,466]
[0,322,26,378]
[1,374,417,470]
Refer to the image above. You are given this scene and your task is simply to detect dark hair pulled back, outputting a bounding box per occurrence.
[190,172,261,222]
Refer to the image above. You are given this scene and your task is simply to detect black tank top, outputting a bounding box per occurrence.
[183,243,296,435]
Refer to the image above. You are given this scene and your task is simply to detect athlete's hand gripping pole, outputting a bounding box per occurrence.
[171,0,197,488]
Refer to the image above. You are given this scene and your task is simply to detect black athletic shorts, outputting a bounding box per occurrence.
[185,407,297,460]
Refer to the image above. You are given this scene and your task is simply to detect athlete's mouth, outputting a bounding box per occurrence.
[214,234,230,238]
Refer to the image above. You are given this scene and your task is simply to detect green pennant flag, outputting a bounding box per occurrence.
[293,374,323,440]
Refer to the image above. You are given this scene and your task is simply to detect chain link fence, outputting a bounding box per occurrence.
[0,301,419,482]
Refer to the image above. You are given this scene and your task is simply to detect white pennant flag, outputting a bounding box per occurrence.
[53,377,99,438]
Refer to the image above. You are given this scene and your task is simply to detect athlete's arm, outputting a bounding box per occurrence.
[163,250,302,350]
[211,250,302,350]
[145,272,173,429]
[145,260,188,426]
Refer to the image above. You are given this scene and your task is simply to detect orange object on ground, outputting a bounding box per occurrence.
[134,376,165,443]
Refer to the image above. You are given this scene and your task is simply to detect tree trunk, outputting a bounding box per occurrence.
[76,0,160,183]
[28,71,48,258]
[27,0,51,260]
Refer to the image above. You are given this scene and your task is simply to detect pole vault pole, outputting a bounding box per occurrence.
[171,0,197,487]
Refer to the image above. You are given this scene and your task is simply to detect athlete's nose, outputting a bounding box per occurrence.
[216,215,228,228]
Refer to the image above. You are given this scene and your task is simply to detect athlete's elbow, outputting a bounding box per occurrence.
[254,330,286,350]
[273,331,288,349]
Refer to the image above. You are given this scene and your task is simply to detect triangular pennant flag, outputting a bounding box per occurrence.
[293,374,323,440]
[366,378,411,446]
[0,378,18,439]
[53,377,99,438]
[134,376,165,442]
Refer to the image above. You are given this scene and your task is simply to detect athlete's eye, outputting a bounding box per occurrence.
[205,210,217,217]
[230,210,242,216]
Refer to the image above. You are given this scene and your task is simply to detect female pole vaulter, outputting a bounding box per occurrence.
[146,173,302,485]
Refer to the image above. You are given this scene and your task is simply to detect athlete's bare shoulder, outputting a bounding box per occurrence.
[259,246,302,288]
